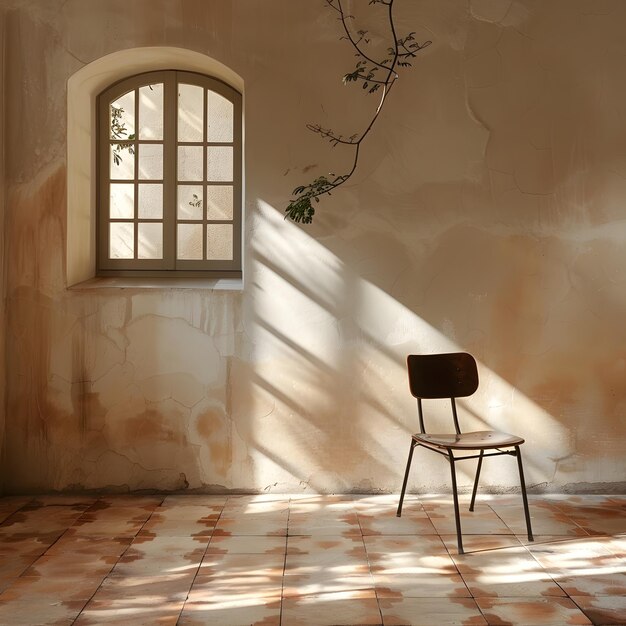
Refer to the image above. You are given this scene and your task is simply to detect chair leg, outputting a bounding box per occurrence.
[448,450,464,555]
[469,450,484,512]
[515,445,534,542]
[397,440,416,517]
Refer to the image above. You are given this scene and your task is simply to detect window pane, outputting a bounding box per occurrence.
[110,91,135,140]
[177,185,203,220]
[110,143,135,179]
[138,184,163,219]
[138,83,163,140]
[207,90,233,142]
[138,143,163,180]
[138,223,163,259]
[207,146,233,182]
[177,224,203,260]
[178,84,204,142]
[110,183,134,219]
[206,185,233,220]
[110,222,134,259]
[206,224,233,260]
[178,145,203,181]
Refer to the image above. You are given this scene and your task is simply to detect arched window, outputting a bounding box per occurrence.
[97,70,242,277]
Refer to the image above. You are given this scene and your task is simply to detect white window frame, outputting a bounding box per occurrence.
[97,70,242,278]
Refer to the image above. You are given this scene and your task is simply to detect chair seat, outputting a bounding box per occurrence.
[413,430,524,450]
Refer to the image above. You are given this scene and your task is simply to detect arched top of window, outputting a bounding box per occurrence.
[97,70,242,278]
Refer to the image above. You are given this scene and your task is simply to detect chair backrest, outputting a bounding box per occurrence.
[407,352,479,400]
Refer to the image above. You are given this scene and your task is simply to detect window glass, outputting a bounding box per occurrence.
[98,71,241,276]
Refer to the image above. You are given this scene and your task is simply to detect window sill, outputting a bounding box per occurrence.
[68,276,244,291]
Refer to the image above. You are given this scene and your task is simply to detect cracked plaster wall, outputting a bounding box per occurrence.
[2,0,626,494]
[0,6,5,494]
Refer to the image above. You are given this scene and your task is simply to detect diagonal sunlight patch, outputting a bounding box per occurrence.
[243,200,569,492]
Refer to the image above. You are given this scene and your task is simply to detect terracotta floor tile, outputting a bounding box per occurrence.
[287,534,367,558]
[179,597,281,625]
[424,503,513,535]
[369,550,469,599]
[187,574,283,611]
[488,503,589,536]
[111,535,207,577]
[281,589,381,625]
[0,505,86,538]
[358,513,438,536]
[137,517,216,537]
[0,497,32,524]
[353,494,420,512]
[195,551,285,607]
[0,494,623,625]
[206,534,286,555]
[213,515,288,537]
[373,570,470,599]
[526,536,622,573]
[442,536,565,597]
[94,572,196,602]
[0,535,53,558]
[283,568,373,598]
[0,555,41,592]
[288,510,361,536]
[0,575,105,602]
[283,541,373,599]
[0,599,82,624]
[571,595,626,625]
[556,571,626,597]
[475,596,592,625]
[22,553,119,578]
[440,533,524,554]
[67,519,146,537]
[44,534,132,557]
[364,533,448,557]
[74,598,182,625]
[379,596,487,625]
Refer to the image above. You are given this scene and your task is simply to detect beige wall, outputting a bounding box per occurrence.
[2,0,626,494]
[0,6,6,494]
[0,7,6,495]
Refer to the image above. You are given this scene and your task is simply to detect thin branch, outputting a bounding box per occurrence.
[285,0,430,223]
[326,0,392,72]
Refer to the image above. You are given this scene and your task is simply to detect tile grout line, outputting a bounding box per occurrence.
[354,498,386,626]
[70,495,167,625]
[279,496,293,626]
[175,495,229,625]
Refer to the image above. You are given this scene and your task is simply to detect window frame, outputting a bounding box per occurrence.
[96,70,242,278]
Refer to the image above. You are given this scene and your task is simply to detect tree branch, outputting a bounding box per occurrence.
[285,0,431,224]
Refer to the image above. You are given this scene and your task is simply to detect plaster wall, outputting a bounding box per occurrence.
[2,0,626,494]
[0,6,7,493]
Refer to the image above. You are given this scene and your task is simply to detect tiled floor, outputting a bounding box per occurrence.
[0,494,624,625]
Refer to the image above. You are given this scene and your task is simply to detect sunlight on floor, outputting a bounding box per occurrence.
[0,493,624,624]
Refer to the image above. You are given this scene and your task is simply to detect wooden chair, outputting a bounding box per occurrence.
[396,352,534,554]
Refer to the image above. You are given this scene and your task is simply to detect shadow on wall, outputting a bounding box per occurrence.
[244,3,626,493]
[239,199,569,495]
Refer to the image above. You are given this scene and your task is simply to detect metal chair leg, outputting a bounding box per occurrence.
[397,440,416,517]
[515,446,534,542]
[469,450,483,512]
[448,450,464,554]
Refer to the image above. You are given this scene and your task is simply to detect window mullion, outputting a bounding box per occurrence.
[202,83,208,262]
[133,88,139,260]
[163,72,177,269]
